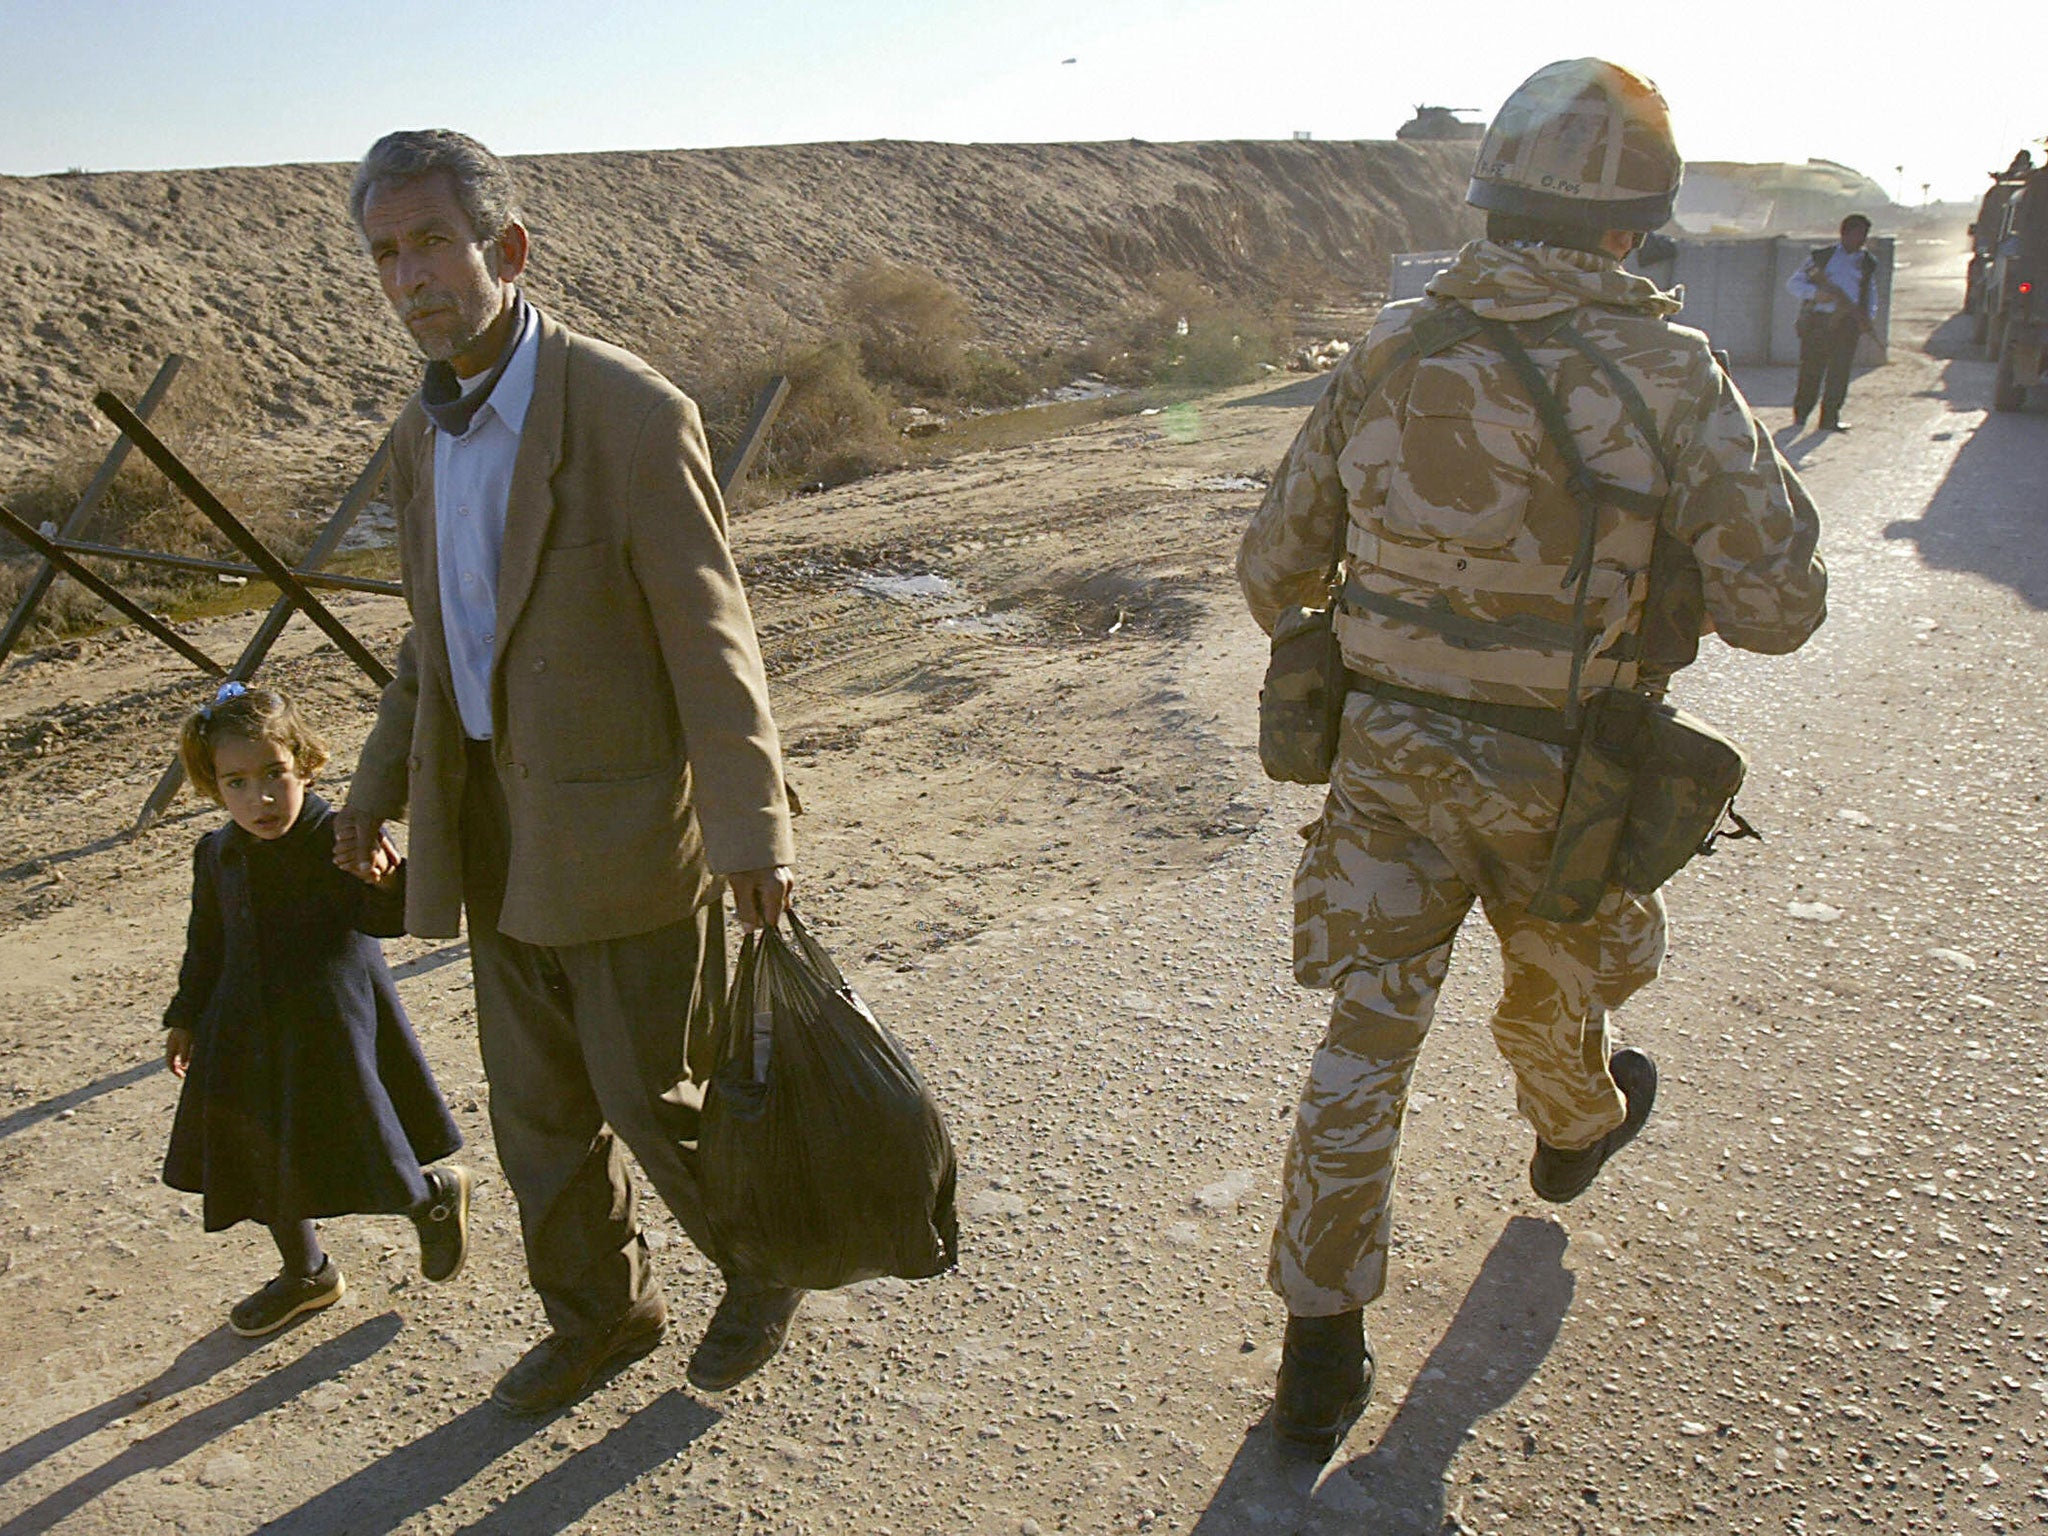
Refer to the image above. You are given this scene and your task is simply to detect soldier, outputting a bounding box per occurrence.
[1238,58,1826,1463]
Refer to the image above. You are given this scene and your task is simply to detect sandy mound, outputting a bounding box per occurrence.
[0,139,1478,495]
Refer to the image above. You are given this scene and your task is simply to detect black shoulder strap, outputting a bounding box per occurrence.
[1474,315,1615,724]
[1476,317,1603,564]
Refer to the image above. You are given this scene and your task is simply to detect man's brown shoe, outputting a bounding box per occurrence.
[684,1279,805,1392]
[491,1298,667,1415]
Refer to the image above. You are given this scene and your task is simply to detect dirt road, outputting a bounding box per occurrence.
[2,233,2044,1535]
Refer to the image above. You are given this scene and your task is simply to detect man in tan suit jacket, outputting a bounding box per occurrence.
[336,129,803,1413]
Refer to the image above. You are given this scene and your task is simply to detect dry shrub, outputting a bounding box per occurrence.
[838,260,977,398]
[953,348,1040,410]
[1098,270,1291,389]
[696,339,902,496]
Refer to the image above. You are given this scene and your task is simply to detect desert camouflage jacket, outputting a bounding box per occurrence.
[1240,240,1827,709]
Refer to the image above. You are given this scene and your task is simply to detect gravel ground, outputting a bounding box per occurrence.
[1,233,2044,1534]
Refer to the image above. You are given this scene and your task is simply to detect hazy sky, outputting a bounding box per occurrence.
[0,0,2030,203]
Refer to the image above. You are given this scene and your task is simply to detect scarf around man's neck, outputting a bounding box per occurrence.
[420,294,530,437]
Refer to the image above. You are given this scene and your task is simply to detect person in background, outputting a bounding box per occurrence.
[1787,213,1879,432]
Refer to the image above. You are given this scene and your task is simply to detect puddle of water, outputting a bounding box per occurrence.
[1031,376,1124,407]
[938,612,1039,637]
[855,573,957,601]
[851,571,1038,638]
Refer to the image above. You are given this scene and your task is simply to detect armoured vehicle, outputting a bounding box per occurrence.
[1982,168,2048,410]
[1966,173,2027,340]
[1394,107,1483,142]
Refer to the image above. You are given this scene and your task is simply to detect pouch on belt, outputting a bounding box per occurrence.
[1258,603,1349,785]
[1529,689,1749,923]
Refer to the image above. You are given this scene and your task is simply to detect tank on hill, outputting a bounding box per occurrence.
[1395,107,1484,143]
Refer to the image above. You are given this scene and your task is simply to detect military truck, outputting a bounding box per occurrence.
[1966,174,2026,341]
[1982,168,2048,410]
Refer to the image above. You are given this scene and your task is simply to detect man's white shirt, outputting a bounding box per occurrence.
[1787,244,1878,319]
[431,305,539,742]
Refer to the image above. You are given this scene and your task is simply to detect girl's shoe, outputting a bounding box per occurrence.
[415,1165,472,1282]
[229,1259,346,1338]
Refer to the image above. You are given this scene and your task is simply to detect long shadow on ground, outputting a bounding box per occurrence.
[1191,1215,1573,1534]
[0,1325,259,1489]
[1883,342,2048,610]
[0,1058,162,1141]
[0,1314,402,1535]
[258,1388,717,1535]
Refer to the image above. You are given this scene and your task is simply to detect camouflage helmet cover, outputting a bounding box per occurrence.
[1467,58,1682,231]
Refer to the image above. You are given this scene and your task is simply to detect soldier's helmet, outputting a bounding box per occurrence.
[1466,58,1682,232]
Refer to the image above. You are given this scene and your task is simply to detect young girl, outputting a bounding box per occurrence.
[163,681,470,1338]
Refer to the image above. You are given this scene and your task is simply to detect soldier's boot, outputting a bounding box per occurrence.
[1272,1309,1374,1463]
[1530,1048,1657,1204]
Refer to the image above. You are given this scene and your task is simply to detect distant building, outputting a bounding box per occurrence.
[1673,160,1892,236]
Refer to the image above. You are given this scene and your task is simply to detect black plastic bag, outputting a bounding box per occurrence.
[700,910,959,1290]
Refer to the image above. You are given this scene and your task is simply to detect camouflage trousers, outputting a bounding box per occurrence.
[1269,694,1667,1317]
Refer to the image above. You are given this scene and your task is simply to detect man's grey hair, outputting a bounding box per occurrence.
[349,129,523,242]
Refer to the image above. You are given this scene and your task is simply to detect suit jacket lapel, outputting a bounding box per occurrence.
[492,310,568,691]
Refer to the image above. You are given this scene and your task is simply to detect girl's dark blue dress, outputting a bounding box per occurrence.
[162,792,461,1231]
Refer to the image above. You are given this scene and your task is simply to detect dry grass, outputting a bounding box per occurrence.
[0,427,353,651]
[838,261,977,398]
[696,338,904,496]
[1091,270,1293,390]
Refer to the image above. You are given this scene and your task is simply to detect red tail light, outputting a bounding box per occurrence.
[2023,281,2035,295]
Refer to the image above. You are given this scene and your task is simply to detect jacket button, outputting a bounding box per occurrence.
[533,659,546,673]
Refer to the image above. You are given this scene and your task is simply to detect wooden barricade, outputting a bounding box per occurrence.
[0,362,791,827]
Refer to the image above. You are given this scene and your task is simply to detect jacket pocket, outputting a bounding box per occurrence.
[515,545,673,782]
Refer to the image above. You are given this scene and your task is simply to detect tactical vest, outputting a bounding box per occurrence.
[1333,304,1671,716]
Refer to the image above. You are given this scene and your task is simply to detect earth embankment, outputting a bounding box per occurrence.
[0,138,1478,483]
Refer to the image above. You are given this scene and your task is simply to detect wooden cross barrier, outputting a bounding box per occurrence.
[97,392,395,687]
[131,439,396,827]
[0,502,227,676]
[0,354,185,666]
[0,365,790,828]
